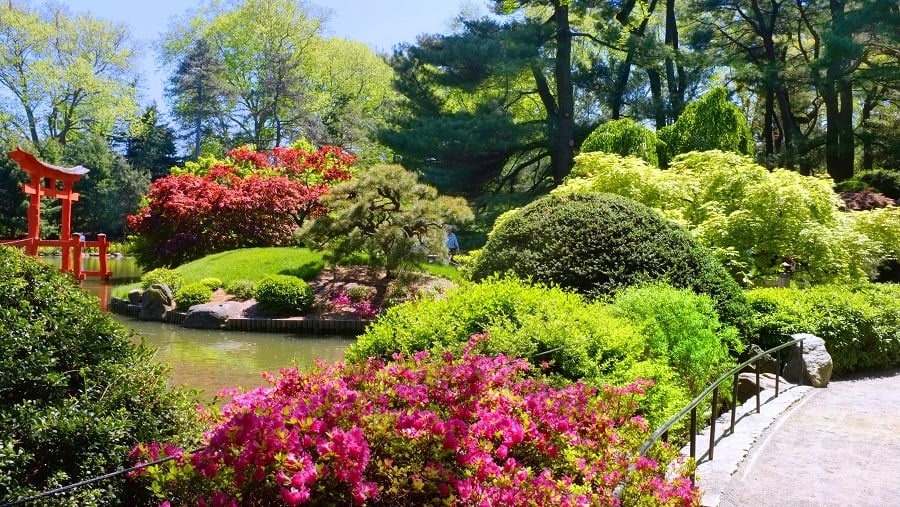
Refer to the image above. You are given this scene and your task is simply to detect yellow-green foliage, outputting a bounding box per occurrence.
[580,118,662,166]
[349,277,741,428]
[658,87,753,160]
[560,149,895,285]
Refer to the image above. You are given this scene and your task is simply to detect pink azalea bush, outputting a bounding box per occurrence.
[130,336,698,506]
[329,292,380,319]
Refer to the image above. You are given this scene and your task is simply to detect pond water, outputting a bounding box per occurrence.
[43,256,354,400]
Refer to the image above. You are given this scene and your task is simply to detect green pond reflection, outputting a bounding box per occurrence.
[44,256,354,400]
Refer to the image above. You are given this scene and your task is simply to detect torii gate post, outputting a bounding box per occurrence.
[5,147,111,280]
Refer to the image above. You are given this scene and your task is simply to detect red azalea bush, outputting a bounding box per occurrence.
[126,145,355,269]
[130,336,698,506]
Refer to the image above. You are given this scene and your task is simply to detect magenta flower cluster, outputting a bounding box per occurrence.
[329,292,379,318]
[130,335,698,506]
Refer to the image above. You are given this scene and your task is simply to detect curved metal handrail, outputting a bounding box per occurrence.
[639,334,806,466]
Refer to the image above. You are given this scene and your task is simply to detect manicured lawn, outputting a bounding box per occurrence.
[175,247,325,283]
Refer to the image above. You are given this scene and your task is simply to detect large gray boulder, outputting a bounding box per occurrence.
[783,333,833,387]
[149,283,174,305]
[139,287,168,321]
[182,302,242,330]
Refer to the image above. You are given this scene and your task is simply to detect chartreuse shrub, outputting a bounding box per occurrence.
[612,284,742,392]
[253,274,314,316]
[747,283,900,377]
[657,87,752,161]
[466,193,751,333]
[140,267,184,292]
[563,150,900,285]
[199,277,223,290]
[175,282,214,311]
[0,247,200,506]
[350,278,737,428]
[130,336,699,506]
[580,118,663,166]
[348,277,644,383]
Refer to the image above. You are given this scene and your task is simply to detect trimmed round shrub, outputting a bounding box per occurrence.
[199,277,223,290]
[467,193,752,332]
[175,282,214,311]
[580,118,662,166]
[130,340,699,506]
[140,267,184,293]
[225,279,255,300]
[0,247,200,505]
[253,274,314,316]
[857,169,900,200]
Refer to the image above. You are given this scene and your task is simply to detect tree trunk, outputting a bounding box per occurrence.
[552,3,575,185]
[822,0,855,182]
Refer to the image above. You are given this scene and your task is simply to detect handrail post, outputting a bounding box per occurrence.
[690,407,697,459]
[798,339,804,386]
[730,371,738,434]
[776,349,781,395]
[708,387,719,461]
[755,362,761,413]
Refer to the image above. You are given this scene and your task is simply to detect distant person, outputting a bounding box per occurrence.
[445,227,460,262]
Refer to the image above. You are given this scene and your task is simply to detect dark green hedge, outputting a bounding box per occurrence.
[0,247,199,505]
[467,193,752,333]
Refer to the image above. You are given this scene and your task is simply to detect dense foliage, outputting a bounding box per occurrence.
[141,267,185,293]
[467,193,751,331]
[131,337,699,506]
[747,283,900,377]
[175,282,214,311]
[253,274,314,317]
[0,247,199,505]
[562,150,900,284]
[127,145,354,269]
[349,277,739,428]
[580,118,663,166]
[301,165,473,276]
[657,88,753,162]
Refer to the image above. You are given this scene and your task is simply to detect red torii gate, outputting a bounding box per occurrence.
[2,147,111,280]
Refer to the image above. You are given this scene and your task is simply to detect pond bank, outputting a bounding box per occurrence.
[108,296,371,335]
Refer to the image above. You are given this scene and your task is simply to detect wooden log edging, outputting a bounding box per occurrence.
[224,317,368,335]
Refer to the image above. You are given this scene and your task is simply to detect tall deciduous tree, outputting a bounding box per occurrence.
[0,2,139,149]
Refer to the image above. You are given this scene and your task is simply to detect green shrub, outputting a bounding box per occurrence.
[657,87,753,160]
[349,277,644,383]
[349,277,730,428]
[199,277,223,290]
[140,267,184,293]
[225,279,255,300]
[467,193,752,333]
[253,274,314,316]
[747,283,900,376]
[175,283,214,311]
[0,247,200,505]
[611,283,743,394]
[580,118,662,166]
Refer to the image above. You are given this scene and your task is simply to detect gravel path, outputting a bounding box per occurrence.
[718,368,900,507]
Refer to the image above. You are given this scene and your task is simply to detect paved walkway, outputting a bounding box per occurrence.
[692,368,900,507]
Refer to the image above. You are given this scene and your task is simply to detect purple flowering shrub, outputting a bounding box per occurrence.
[130,336,698,506]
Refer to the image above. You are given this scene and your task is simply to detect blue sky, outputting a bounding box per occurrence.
[62,0,484,111]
